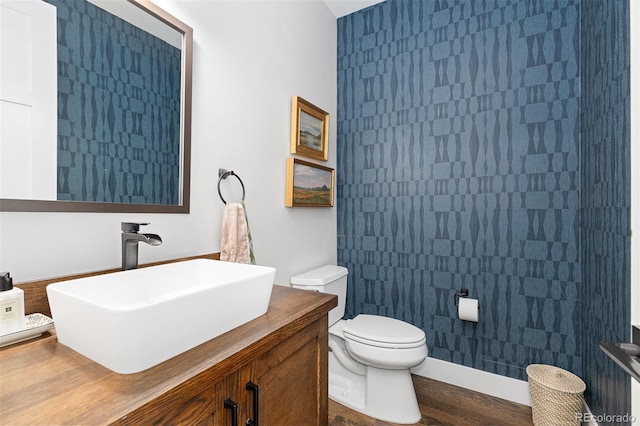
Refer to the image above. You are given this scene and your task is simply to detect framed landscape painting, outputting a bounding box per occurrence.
[290,96,329,161]
[285,158,334,207]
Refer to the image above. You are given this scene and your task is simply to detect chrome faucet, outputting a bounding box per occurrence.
[121,222,162,271]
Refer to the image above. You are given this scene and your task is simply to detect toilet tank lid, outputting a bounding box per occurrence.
[290,265,348,286]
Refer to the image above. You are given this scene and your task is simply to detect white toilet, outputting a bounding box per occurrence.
[291,265,427,424]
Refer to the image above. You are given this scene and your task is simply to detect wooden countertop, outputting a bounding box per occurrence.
[0,285,337,425]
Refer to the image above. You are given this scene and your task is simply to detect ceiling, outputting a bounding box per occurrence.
[322,0,385,18]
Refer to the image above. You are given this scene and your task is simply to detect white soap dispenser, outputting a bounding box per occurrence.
[0,272,25,335]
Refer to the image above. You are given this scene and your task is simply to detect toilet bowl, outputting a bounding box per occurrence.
[291,265,428,424]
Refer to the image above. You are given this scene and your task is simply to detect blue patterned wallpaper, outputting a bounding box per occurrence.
[337,0,582,381]
[46,0,182,204]
[580,0,630,420]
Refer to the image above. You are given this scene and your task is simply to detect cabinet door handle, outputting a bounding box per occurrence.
[224,398,238,426]
[245,381,259,426]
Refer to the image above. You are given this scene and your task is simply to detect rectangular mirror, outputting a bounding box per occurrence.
[0,0,192,213]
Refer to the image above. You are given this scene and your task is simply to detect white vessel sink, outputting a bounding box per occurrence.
[47,259,276,374]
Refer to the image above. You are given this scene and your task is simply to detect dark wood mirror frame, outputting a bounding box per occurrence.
[0,0,193,213]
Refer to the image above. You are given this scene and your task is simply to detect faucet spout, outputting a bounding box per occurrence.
[143,233,162,245]
[121,223,162,270]
[124,232,162,246]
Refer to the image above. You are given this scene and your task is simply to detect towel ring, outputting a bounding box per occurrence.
[217,168,245,204]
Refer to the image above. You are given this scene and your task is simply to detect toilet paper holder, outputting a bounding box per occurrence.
[453,288,469,306]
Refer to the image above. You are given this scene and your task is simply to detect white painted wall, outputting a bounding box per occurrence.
[630,0,639,419]
[0,0,337,286]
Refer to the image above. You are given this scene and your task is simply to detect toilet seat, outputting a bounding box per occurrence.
[343,314,426,349]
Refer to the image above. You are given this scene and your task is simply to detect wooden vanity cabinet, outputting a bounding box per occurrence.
[0,285,335,426]
[117,315,328,426]
[252,314,327,425]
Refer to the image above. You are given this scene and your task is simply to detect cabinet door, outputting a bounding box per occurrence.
[216,364,253,426]
[253,316,328,426]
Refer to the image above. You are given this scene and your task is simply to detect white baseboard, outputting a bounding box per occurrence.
[411,357,531,406]
[409,357,605,424]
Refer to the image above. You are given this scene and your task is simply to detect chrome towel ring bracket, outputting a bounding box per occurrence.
[217,168,246,204]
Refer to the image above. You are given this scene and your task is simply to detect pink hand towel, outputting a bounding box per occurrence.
[220,202,254,264]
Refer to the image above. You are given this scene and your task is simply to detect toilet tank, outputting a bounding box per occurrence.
[290,265,347,326]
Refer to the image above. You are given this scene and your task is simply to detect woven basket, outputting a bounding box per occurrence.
[526,364,586,426]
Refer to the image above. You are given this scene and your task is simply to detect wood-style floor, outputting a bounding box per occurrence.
[329,375,533,426]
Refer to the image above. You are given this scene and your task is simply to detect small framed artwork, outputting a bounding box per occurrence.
[290,96,329,161]
[285,158,334,207]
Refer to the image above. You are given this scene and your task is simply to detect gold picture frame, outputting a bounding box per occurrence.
[285,158,334,207]
[290,96,329,161]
